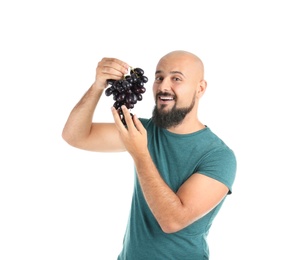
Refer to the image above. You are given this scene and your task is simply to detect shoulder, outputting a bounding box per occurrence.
[138,117,152,127]
[198,127,237,193]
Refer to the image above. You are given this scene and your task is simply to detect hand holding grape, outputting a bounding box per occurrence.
[94,58,129,90]
[111,105,148,159]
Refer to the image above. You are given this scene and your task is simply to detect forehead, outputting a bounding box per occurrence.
[156,53,201,77]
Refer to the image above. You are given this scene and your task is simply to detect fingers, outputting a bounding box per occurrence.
[94,58,129,90]
[111,105,137,132]
[121,106,135,130]
[111,106,126,130]
[132,114,145,134]
[121,106,145,135]
[97,58,129,81]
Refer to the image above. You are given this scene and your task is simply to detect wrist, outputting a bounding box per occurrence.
[133,150,152,167]
[91,80,107,92]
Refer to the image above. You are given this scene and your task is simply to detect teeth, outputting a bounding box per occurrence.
[159,96,174,100]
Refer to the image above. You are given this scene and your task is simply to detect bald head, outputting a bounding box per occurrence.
[157,50,205,80]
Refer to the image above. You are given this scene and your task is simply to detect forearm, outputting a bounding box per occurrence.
[134,153,187,233]
[62,83,103,145]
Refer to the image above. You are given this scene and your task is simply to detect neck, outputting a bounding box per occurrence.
[166,117,206,134]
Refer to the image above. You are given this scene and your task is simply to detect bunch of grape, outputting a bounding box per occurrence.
[105,67,148,125]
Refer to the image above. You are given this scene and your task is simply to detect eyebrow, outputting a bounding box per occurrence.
[155,70,185,77]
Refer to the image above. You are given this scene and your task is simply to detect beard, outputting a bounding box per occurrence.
[151,94,196,129]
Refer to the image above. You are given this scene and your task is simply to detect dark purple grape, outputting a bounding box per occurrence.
[126,76,134,84]
[122,81,130,88]
[106,79,115,85]
[112,91,118,101]
[117,93,126,102]
[131,73,138,82]
[132,86,140,94]
[113,101,121,109]
[125,102,134,109]
[105,87,113,96]
[116,85,124,93]
[136,79,144,87]
[125,88,132,94]
[126,93,137,104]
[137,93,143,101]
[140,75,148,83]
[134,68,144,76]
[137,86,146,94]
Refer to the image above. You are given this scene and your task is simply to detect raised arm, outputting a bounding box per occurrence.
[62,58,129,152]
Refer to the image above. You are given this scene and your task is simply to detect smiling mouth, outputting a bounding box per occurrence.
[158,95,175,102]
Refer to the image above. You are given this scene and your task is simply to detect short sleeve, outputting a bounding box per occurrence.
[197,148,237,194]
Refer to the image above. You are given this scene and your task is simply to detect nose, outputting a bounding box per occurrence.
[154,78,171,93]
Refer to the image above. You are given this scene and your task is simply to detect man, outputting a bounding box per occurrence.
[62,50,237,259]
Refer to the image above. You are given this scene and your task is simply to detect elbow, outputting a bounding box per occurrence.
[61,128,91,151]
[159,221,184,234]
[159,212,196,234]
[61,128,79,147]
[61,128,72,144]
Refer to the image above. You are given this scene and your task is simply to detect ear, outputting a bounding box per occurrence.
[197,80,207,97]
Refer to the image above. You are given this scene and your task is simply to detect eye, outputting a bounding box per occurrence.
[155,76,163,82]
[172,77,181,81]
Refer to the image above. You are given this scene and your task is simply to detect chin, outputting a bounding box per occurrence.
[158,102,174,109]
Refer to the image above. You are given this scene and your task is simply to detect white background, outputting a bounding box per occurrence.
[1,0,301,259]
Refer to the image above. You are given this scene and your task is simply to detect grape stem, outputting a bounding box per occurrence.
[123,66,133,79]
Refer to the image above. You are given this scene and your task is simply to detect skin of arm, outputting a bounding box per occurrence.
[62,58,129,152]
[112,105,229,233]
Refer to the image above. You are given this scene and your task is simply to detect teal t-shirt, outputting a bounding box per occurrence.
[118,118,237,260]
